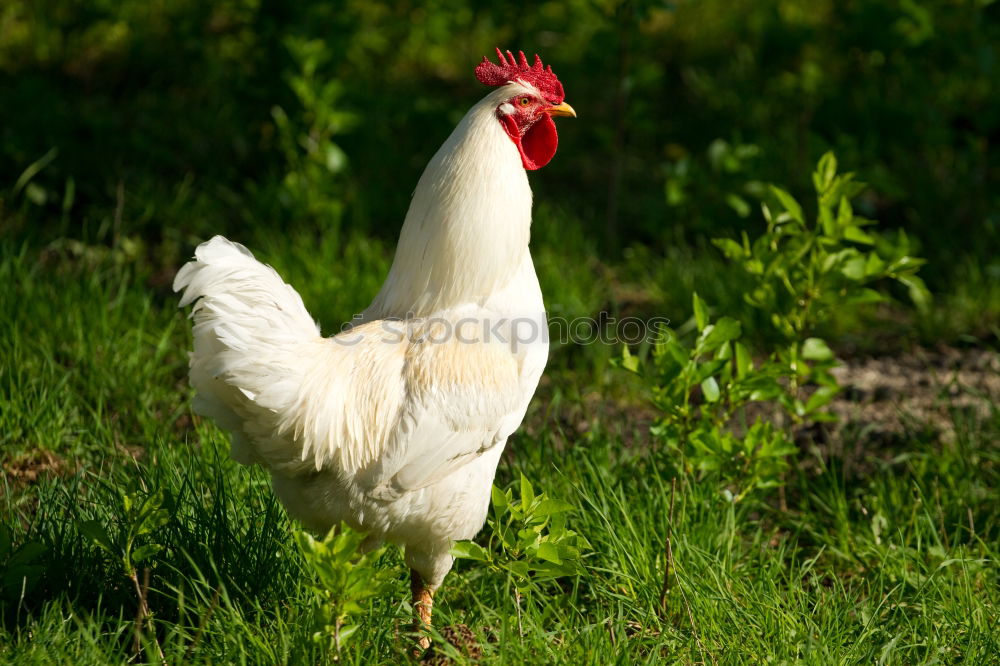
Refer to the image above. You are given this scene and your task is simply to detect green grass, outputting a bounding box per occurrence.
[2,234,998,664]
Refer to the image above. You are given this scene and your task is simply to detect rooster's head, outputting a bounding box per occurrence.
[476,49,575,171]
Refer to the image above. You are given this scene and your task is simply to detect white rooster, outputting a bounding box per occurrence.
[174,49,574,645]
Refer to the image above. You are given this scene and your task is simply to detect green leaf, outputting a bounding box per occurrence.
[820,204,836,237]
[725,193,751,218]
[887,256,927,275]
[620,345,640,373]
[760,201,773,224]
[535,541,562,564]
[131,543,162,563]
[841,255,867,280]
[496,523,516,551]
[336,624,359,647]
[748,385,784,401]
[734,342,753,378]
[898,274,931,312]
[137,509,170,535]
[813,151,837,194]
[768,185,804,225]
[843,225,875,244]
[835,195,853,227]
[801,338,834,361]
[531,560,573,578]
[663,339,690,366]
[78,520,115,554]
[665,178,686,206]
[294,530,317,554]
[712,237,745,260]
[451,541,490,562]
[697,317,742,354]
[805,386,840,413]
[508,561,531,580]
[864,252,886,276]
[690,359,728,385]
[491,485,508,513]
[520,474,535,512]
[845,288,885,305]
[701,376,721,402]
[692,292,708,331]
[534,499,575,516]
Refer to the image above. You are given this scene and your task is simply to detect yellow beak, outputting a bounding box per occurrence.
[545,102,577,118]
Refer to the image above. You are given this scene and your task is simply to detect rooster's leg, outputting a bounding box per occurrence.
[410,569,434,651]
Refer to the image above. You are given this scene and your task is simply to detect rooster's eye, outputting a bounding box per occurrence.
[518,97,531,107]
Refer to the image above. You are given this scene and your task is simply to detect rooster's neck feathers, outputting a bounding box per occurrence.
[367,84,538,319]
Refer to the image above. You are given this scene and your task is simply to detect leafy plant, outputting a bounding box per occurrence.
[269,36,355,226]
[623,294,804,498]
[77,480,171,579]
[452,474,588,590]
[713,151,930,340]
[77,478,171,659]
[294,523,391,654]
[625,153,930,497]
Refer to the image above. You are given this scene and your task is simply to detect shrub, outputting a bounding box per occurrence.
[623,153,930,498]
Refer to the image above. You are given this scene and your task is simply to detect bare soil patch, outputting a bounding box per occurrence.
[524,346,998,460]
[828,346,998,442]
[1,449,69,493]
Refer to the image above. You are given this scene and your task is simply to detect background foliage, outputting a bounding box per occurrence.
[3,0,998,289]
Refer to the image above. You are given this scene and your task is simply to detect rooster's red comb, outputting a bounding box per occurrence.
[475,48,564,104]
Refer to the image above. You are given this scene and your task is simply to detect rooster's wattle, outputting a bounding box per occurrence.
[174,49,574,646]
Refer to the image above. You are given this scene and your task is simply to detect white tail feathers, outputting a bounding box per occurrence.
[173,236,320,466]
[174,236,317,335]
